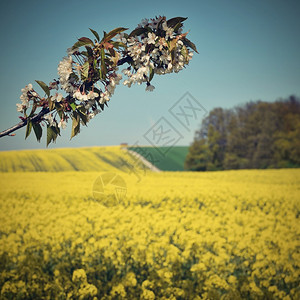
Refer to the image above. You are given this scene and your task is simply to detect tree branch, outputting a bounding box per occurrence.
[0,56,132,139]
[0,108,49,138]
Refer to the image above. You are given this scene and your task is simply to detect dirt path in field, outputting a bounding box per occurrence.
[126,149,161,172]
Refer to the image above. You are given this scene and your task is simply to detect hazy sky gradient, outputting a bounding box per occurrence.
[0,0,299,150]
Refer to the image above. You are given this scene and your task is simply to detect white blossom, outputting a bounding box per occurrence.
[87,91,99,100]
[16,103,24,112]
[44,114,56,127]
[73,90,82,100]
[51,93,64,102]
[142,55,150,65]
[116,33,127,44]
[24,100,30,108]
[114,73,122,84]
[162,21,174,39]
[20,94,28,103]
[123,79,132,88]
[88,109,101,120]
[122,69,131,76]
[99,91,110,104]
[58,119,67,129]
[17,84,32,112]
[58,56,74,93]
[19,83,33,103]
[147,33,156,45]
[81,94,88,101]
[88,112,96,120]
[123,17,194,92]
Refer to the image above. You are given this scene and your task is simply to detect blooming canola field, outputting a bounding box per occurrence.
[0,147,299,299]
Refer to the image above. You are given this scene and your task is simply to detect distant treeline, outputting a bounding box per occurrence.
[185,96,300,171]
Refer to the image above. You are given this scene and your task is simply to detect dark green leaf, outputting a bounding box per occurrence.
[128,27,149,38]
[182,37,198,53]
[156,18,166,37]
[55,102,62,111]
[57,110,64,120]
[71,112,80,139]
[46,125,57,146]
[167,17,188,28]
[55,125,60,138]
[72,41,84,49]
[46,126,52,146]
[79,37,94,45]
[111,41,126,49]
[94,87,101,95]
[171,49,176,64]
[32,122,42,142]
[173,22,183,33]
[89,28,100,41]
[28,102,37,118]
[25,119,32,139]
[35,80,50,97]
[72,38,93,50]
[69,72,79,82]
[156,18,165,30]
[103,27,128,42]
[77,106,88,125]
[108,47,116,57]
[100,48,107,78]
[145,43,154,53]
[99,103,105,110]
[86,46,93,58]
[149,66,154,82]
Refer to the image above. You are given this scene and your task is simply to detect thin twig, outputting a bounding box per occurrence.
[0,108,49,138]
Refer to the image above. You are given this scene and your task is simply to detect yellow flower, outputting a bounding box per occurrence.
[141,289,155,300]
[110,283,126,298]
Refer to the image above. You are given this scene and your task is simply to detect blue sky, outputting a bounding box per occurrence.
[0,0,299,151]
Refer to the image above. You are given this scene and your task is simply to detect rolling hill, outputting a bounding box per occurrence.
[0,146,144,172]
[0,145,189,172]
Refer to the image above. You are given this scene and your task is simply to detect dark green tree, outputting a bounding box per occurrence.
[185,96,300,171]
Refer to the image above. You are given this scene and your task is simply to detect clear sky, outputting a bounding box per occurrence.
[0,0,299,151]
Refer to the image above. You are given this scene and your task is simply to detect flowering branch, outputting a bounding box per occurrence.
[0,16,197,146]
[0,108,49,138]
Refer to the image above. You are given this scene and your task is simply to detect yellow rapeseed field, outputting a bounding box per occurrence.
[0,146,299,299]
